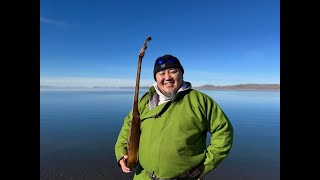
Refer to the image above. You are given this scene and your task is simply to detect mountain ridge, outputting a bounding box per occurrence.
[41,83,280,90]
[194,83,280,90]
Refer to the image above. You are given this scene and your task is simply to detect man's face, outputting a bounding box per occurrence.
[155,68,183,97]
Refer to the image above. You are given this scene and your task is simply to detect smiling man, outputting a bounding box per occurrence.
[115,54,233,180]
[152,55,185,104]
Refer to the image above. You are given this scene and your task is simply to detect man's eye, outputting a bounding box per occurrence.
[169,70,177,73]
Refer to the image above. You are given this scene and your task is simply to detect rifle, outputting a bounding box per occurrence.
[126,36,152,169]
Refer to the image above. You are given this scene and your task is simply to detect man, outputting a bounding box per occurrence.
[115,54,233,180]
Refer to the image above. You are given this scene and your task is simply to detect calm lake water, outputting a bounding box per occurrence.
[40,88,280,180]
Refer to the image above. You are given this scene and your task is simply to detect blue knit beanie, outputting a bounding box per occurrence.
[153,54,184,81]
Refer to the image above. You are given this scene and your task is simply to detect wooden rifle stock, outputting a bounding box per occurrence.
[126,36,152,169]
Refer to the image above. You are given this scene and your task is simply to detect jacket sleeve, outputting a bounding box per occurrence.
[202,97,234,175]
[114,109,132,162]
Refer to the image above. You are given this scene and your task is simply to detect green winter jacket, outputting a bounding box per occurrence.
[115,86,233,179]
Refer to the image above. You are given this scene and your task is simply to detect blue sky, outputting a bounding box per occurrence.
[40,0,279,88]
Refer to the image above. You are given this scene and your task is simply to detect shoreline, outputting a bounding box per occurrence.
[40,84,280,91]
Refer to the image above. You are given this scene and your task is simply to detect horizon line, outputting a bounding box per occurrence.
[40,83,280,89]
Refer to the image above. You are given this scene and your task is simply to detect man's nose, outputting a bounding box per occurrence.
[164,72,172,80]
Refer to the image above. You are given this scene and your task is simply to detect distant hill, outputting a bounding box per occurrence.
[194,84,280,90]
[41,84,280,90]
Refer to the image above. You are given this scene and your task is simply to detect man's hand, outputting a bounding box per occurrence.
[189,164,204,180]
[119,155,131,173]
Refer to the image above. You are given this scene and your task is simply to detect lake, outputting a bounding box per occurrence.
[40,88,280,180]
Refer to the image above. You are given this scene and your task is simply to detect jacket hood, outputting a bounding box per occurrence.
[149,81,192,109]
